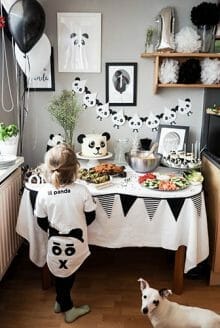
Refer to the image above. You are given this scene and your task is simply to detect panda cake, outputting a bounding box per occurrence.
[77,132,111,158]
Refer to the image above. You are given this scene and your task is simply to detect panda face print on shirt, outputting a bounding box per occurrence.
[47,228,84,277]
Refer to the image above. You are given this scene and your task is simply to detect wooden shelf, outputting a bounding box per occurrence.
[141,52,220,93]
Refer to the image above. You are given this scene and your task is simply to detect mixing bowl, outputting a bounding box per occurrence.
[125,150,161,173]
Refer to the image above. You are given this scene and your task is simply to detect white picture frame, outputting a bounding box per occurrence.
[157,124,189,157]
[57,12,101,73]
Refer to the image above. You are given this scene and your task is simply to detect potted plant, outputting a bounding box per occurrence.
[0,123,19,155]
[48,90,82,146]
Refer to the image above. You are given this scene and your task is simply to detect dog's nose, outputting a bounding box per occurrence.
[142,307,148,315]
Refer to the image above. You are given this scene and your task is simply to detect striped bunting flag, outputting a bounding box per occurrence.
[96,194,115,218]
[191,193,202,217]
[143,198,161,220]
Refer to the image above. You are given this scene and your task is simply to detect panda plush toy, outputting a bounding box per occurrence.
[46,134,65,151]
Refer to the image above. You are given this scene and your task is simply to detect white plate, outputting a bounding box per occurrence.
[0,155,17,167]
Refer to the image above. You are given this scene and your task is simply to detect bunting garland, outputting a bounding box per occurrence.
[72,77,193,133]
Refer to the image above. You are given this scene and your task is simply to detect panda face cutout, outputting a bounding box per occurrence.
[177,98,192,116]
[111,110,126,129]
[128,114,143,132]
[96,103,110,120]
[47,235,83,276]
[162,107,176,125]
[83,92,97,108]
[72,79,87,94]
[145,113,160,131]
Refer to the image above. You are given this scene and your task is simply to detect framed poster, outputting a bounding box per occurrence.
[25,48,55,91]
[157,124,189,156]
[57,12,101,72]
[106,62,137,106]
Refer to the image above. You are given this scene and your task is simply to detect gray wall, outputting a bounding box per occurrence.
[22,0,217,167]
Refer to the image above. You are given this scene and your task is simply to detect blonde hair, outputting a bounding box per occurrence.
[43,143,79,188]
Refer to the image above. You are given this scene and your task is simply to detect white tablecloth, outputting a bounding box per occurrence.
[16,167,209,273]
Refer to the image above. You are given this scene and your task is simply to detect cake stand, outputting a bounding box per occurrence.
[76,152,113,167]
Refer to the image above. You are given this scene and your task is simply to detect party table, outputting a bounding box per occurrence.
[16,166,209,294]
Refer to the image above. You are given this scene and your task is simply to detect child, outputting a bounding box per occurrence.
[34,143,96,323]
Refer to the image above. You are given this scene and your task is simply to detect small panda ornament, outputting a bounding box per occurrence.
[46,134,65,151]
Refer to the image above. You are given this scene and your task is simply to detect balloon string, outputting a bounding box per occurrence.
[0,2,15,112]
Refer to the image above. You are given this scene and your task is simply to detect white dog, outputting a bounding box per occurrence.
[138,278,220,328]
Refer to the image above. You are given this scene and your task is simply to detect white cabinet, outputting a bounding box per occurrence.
[0,168,22,280]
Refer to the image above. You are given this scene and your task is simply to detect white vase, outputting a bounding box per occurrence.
[0,135,19,156]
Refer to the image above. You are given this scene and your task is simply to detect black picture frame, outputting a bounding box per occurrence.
[105,62,137,106]
[24,47,55,91]
[156,124,189,157]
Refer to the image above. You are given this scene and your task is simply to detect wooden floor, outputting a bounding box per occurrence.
[1,244,220,328]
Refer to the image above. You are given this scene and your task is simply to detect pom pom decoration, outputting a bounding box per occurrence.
[159,59,179,84]
[175,27,201,53]
[191,2,220,27]
[200,58,220,84]
[178,59,201,84]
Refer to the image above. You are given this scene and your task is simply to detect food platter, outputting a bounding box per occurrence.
[139,172,190,191]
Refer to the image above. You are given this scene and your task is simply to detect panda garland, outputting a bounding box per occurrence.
[46,134,65,151]
[77,132,111,157]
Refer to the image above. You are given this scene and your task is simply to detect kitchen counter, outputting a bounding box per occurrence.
[0,157,24,183]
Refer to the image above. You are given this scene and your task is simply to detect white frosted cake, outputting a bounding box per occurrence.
[78,133,110,158]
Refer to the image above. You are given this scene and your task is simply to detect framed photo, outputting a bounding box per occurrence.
[25,48,55,91]
[106,62,137,106]
[157,124,189,156]
[57,12,101,72]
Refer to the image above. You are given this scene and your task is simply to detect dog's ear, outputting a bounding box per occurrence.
[159,288,172,298]
[138,278,149,290]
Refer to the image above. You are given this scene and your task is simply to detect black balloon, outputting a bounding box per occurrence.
[8,0,45,53]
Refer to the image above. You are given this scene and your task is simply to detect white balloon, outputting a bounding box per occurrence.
[15,34,51,78]
[1,0,16,13]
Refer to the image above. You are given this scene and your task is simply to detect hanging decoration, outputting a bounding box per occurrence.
[71,77,192,132]
[128,114,143,132]
[96,102,110,121]
[191,2,219,53]
[111,109,126,129]
[8,0,46,53]
[177,98,193,116]
[162,107,177,125]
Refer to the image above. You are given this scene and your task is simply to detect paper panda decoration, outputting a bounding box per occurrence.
[46,134,65,151]
[128,114,143,132]
[96,102,110,121]
[47,227,85,277]
[162,107,177,125]
[145,112,160,131]
[72,77,87,94]
[111,110,126,129]
[177,98,192,116]
[77,132,111,157]
[83,88,97,109]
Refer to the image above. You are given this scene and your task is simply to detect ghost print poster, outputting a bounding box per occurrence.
[57,13,101,72]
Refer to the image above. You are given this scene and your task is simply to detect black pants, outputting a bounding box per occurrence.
[54,273,76,312]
